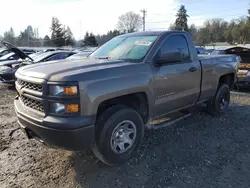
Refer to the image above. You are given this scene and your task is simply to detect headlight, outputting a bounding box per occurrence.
[49,85,78,96]
[51,103,79,114]
[0,66,11,72]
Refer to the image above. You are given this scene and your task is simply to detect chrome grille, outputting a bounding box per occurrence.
[20,95,44,112]
[17,79,43,92]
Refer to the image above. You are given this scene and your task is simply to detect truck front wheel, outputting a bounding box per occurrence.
[92,106,144,165]
[207,84,230,116]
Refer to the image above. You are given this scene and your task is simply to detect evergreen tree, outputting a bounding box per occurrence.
[50,17,65,47]
[95,30,121,45]
[82,32,97,46]
[64,26,75,46]
[174,5,189,31]
[43,35,52,46]
[16,25,34,46]
[3,27,16,44]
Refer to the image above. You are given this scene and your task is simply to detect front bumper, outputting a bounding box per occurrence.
[14,98,95,151]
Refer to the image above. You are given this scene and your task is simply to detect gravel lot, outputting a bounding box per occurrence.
[1,86,250,188]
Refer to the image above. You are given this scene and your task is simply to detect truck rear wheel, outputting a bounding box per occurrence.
[207,84,230,116]
[92,106,144,165]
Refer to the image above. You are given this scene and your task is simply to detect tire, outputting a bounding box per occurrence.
[92,106,144,165]
[207,84,230,116]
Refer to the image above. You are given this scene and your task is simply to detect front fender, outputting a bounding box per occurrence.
[79,73,153,117]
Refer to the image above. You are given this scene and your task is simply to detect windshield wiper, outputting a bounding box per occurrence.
[95,56,110,59]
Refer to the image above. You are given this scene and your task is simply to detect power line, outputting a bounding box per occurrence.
[141,9,147,31]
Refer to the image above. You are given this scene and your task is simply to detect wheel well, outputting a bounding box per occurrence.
[97,92,149,123]
[219,73,235,89]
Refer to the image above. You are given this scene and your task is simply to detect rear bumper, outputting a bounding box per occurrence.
[14,98,95,151]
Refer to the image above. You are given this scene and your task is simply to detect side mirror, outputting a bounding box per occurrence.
[155,52,183,65]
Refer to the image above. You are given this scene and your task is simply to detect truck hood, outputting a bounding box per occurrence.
[16,58,134,81]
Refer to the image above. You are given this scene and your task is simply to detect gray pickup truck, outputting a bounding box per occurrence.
[14,31,238,165]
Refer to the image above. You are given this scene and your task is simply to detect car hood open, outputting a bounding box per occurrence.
[2,41,33,62]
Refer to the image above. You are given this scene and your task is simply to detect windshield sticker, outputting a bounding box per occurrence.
[135,40,152,46]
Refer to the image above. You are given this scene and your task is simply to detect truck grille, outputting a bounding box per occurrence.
[17,79,43,93]
[20,95,44,112]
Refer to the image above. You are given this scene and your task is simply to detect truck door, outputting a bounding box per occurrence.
[153,34,201,116]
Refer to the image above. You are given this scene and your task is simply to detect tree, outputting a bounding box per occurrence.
[3,28,16,44]
[50,17,65,47]
[188,24,197,41]
[64,26,75,46]
[16,25,35,46]
[43,35,52,46]
[95,29,121,45]
[196,27,210,46]
[224,20,236,44]
[117,11,142,33]
[168,23,176,30]
[174,5,189,31]
[82,32,97,46]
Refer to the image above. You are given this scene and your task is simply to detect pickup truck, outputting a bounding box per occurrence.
[14,31,238,165]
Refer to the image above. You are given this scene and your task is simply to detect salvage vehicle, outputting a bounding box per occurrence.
[0,41,76,85]
[14,31,238,165]
[196,47,208,54]
[211,46,250,88]
[0,48,12,57]
[66,52,92,60]
[0,52,20,62]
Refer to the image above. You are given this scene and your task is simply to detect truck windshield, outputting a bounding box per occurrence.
[89,35,158,61]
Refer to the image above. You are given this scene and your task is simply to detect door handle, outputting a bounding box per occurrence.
[189,67,197,72]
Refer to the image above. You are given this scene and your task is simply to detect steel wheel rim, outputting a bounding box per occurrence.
[110,120,137,154]
[220,93,229,110]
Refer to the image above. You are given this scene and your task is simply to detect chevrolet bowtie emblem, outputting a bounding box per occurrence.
[17,85,24,96]
[17,88,23,95]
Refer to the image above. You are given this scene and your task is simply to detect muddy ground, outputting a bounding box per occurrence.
[1,86,250,188]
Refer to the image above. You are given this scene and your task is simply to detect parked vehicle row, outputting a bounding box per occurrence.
[0,42,96,85]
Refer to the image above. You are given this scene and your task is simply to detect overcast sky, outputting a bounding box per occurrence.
[0,0,248,40]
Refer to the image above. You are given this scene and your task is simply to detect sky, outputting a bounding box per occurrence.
[0,0,249,40]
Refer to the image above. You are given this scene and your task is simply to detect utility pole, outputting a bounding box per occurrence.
[141,9,147,31]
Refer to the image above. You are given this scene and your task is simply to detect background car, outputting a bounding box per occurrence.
[206,49,214,55]
[0,52,20,62]
[0,48,12,57]
[66,52,92,60]
[196,47,208,54]
[0,41,76,85]
[32,51,76,62]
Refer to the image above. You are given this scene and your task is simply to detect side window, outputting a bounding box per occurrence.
[160,35,191,62]
[59,53,70,59]
[46,54,61,61]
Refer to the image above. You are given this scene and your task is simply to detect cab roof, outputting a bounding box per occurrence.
[119,30,187,37]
